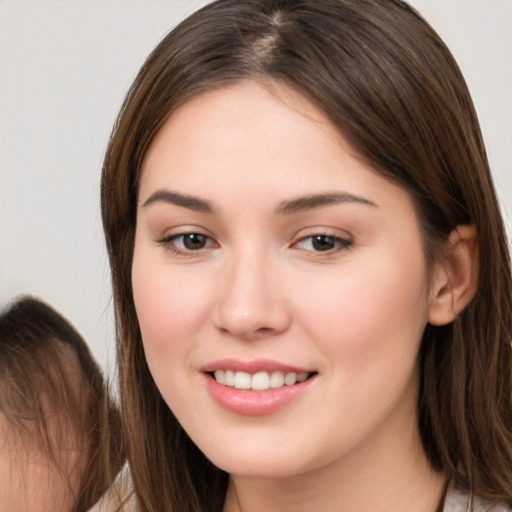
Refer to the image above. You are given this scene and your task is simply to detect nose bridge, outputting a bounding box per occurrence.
[214,242,289,338]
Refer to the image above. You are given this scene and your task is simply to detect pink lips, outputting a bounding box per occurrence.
[202,358,316,416]
[201,358,312,374]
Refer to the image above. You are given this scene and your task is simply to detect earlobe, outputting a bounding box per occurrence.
[428,225,479,326]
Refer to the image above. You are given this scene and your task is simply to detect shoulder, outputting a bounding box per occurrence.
[443,482,512,512]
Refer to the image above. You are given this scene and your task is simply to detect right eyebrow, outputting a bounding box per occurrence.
[276,192,378,214]
[140,190,214,213]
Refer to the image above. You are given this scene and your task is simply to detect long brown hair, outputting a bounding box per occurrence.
[101,1,512,510]
[0,297,124,511]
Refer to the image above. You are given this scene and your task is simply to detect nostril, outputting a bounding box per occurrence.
[256,327,273,333]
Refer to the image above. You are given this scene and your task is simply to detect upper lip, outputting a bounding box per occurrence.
[201,358,314,374]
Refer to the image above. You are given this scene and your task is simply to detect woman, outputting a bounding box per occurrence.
[0,297,124,512]
[100,0,512,510]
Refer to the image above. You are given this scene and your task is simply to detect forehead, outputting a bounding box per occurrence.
[145,82,352,181]
[142,80,343,168]
[138,79,415,220]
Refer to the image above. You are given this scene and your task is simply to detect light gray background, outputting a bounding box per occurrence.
[1,1,511,372]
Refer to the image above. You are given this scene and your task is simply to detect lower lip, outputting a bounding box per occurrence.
[204,374,315,416]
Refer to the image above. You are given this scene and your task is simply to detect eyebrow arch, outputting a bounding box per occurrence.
[141,190,214,213]
[276,192,378,214]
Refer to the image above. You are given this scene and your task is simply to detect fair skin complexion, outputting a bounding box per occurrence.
[132,80,477,512]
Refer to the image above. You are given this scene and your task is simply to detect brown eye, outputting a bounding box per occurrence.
[294,234,352,253]
[181,233,208,250]
[311,235,337,251]
[159,232,216,254]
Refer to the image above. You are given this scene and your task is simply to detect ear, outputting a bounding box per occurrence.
[428,225,479,326]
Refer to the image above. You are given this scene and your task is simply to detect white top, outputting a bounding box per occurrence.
[443,481,511,512]
[87,465,134,512]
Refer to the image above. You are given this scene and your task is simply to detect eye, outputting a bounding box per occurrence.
[294,234,352,253]
[158,232,217,254]
[176,233,209,250]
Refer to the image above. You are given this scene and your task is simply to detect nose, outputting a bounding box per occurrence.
[212,249,291,340]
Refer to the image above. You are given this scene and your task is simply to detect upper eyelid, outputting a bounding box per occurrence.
[156,226,213,241]
[291,226,353,241]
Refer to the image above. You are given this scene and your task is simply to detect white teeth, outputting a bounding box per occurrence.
[233,371,252,389]
[213,370,310,390]
[284,372,297,386]
[252,371,270,391]
[225,370,235,386]
[269,371,285,388]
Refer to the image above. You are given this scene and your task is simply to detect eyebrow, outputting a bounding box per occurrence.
[141,189,377,215]
[276,192,378,214]
[141,190,214,213]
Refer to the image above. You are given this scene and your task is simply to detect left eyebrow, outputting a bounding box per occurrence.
[276,192,378,214]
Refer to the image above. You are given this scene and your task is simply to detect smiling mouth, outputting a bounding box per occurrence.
[211,370,316,391]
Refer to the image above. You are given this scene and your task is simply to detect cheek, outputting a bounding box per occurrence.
[294,247,430,364]
[131,248,213,367]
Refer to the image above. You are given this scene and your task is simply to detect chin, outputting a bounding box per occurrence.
[196,437,320,479]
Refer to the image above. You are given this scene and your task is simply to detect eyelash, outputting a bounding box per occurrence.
[158,232,353,256]
[293,234,353,253]
[157,233,217,256]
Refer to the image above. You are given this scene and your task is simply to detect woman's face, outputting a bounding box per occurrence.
[132,80,435,478]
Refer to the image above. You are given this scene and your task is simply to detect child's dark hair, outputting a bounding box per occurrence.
[0,296,124,512]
